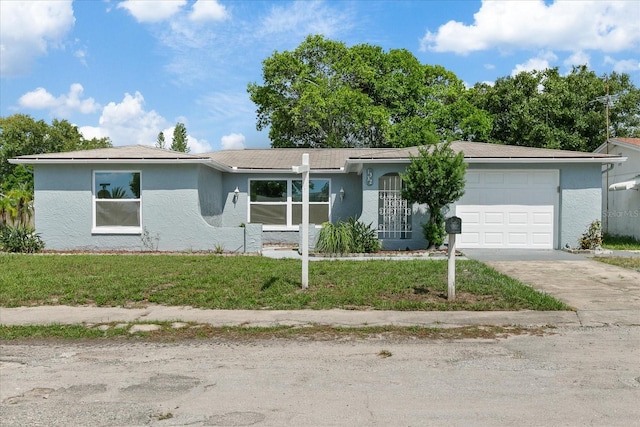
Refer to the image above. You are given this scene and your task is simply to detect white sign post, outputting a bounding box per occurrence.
[447,233,456,301]
[293,153,310,289]
[445,216,462,302]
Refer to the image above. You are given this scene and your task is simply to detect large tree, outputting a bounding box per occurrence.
[248,35,491,148]
[170,122,189,153]
[400,142,466,249]
[469,66,640,152]
[0,114,112,193]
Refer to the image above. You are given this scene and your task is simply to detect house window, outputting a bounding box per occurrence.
[378,173,412,239]
[93,171,141,233]
[249,179,330,229]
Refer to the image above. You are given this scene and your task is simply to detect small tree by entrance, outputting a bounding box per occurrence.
[400,142,466,249]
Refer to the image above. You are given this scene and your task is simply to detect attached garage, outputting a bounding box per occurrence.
[455,170,558,249]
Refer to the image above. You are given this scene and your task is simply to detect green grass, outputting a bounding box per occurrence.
[0,323,550,341]
[0,254,569,311]
[602,233,640,251]
[594,256,640,272]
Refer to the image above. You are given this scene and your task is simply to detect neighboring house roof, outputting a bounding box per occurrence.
[594,138,640,154]
[11,141,624,173]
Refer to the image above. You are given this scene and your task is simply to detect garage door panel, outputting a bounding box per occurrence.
[485,233,504,244]
[508,212,528,225]
[508,233,528,245]
[455,169,558,249]
[485,212,504,224]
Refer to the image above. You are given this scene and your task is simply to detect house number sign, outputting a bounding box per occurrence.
[366,168,373,186]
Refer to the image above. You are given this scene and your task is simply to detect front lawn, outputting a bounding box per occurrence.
[594,256,640,272]
[0,254,569,311]
[602,233,640,251]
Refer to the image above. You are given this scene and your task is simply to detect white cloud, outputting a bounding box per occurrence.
[157,125,212,153]
[221,133,246,150]
[96,91,167,145]
[511,51,558,76]
[421,1,640,55]
[0,0,75,76]
[187,135,212,153]
[117,0,186,23]
[18,83,100,116]
[604,56,640,74]
[77,125,107,141]
[259,0,353,39]
[189,0,229,22]
[564,51,591,69]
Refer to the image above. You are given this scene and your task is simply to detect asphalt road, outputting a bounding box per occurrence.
[2,326,639,426]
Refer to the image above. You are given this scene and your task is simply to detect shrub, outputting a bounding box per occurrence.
[422,218,445,249]
[316,219,381,255]
[578,220,602,250]
[347,218,381,253]
[0,225,45,253]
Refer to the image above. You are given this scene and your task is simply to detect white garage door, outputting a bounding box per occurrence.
[455,170,559,249]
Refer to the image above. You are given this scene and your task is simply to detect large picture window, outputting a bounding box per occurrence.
[93,171,141,233]
[250,179,330,229]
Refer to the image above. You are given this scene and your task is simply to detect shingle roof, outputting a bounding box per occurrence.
[204,148,367,170]
[206,141,619,170]
[12,141,622,170]
[14,145,209,160]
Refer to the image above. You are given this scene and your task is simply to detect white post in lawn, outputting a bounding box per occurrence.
[447,233,456,301]
[293,153,310,289]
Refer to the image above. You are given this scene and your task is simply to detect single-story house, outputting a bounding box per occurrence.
[10,141,624,252]
[594,138,640,239]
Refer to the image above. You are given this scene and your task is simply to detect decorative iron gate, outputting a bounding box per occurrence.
[378,174,412,239]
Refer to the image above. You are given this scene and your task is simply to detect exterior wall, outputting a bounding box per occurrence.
[33,164,261,252]
[358,163,429,250]
[602,146,640,239]
[32,159,605,252]
[358,163,603,250]
[559,163,604,248]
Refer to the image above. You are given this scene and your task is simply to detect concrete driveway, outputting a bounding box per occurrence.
[463,249,640,326]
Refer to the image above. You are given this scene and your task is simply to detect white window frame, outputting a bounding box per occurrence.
[92,170,142,234]
[248,178,331,230]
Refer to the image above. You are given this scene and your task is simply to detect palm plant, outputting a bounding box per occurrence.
[3,186,34,227]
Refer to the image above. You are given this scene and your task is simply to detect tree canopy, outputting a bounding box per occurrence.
[468,66,640,152]
[250,36,639,152]
[0,114,112,193]
[248,35,491,148]
[170,122,189,153]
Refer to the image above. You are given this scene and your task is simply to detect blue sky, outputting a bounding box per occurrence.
[1,0,639,153]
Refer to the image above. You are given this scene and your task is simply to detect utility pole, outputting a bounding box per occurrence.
[591,78,620,233]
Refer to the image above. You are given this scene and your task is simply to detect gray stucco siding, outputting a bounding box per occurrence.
[358,163,429,250]
[557,163,604,248]
[33,164,257,252]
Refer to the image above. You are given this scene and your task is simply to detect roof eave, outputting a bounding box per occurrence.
[345,156,626,168]
[464,157,626,164]
[228,168,344,174]
[9,158,220,167]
